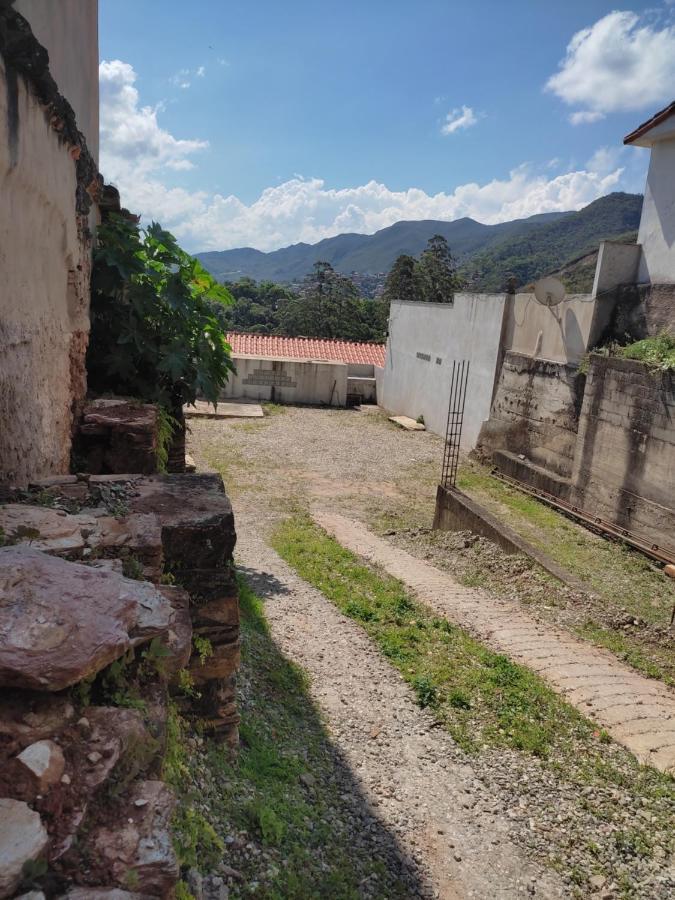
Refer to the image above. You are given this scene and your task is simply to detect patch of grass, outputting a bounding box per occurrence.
[576,621,671,685]
[271,515,592,758]
[458,463,675,652]
[272,515,675,894]
[263,402,286,416]
[174,576,411,899]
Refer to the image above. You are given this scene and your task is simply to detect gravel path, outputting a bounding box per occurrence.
[315,511,675,776]
[234,509,567,900]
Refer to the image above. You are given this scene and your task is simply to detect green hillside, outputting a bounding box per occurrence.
[465,193,642,291]
[197,212,568,283]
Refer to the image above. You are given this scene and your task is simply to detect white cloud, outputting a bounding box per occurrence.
[99,60,208,185]
[441,105,479,135]
[546,11,675,122]
[100,60,632,254]
[569,110,605,126]
[196,66,206,77]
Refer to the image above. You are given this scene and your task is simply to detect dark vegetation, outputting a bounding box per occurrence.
[87,214,235,424]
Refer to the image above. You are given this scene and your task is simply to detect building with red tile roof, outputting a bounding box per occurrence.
[226,332,386,367]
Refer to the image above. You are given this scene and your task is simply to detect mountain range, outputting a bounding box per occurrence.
[197,192,643,293]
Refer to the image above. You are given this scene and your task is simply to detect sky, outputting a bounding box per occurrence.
[98,1,675,253]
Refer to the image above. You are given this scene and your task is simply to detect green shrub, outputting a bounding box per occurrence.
[88,215,235,411]
[618,332,675,371]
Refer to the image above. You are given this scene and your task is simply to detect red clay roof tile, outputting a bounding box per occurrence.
[226,333,386,367]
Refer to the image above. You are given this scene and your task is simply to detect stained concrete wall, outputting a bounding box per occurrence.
[477,351,583,484]
[0,4,99,485]
[503,292,613,365]
[636,137,675,284]
[381,295,507,448]
[571,355,675,548]
[221,355,349,406]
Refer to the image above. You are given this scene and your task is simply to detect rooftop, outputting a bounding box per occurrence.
[624,100,675,146]
[226,332,387,367]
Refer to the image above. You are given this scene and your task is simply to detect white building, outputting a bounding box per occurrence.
[624,101,675,284]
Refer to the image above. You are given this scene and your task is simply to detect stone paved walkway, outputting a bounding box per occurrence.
[314,511,675,775]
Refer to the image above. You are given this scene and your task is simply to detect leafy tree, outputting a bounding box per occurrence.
[381,254,421,304]
[418,234,462,303]
[87,214,235,419]
[277,262,371,340]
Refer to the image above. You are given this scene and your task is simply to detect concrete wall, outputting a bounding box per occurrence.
[222,355,349,406]
[592,241,641,298]
[381,295,507,448]
[571,355,675,548]
[503,292,613,365]
[636,137,675,283]
[0,4,99,485]
[477,351,583,481]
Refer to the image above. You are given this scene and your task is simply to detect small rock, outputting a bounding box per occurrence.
[16,739,65,791]
[134,798,149,807]
[589,874,606,889]
[0,798,49,897]
[299,772,316,789]
[77,717,90,729]
[61,773,71,785]
[88,751,103,764]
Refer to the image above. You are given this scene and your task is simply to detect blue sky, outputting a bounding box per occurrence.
[98,1,675,251]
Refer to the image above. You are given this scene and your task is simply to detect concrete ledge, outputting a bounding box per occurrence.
[492,450,572,500]
[433,485,589,593]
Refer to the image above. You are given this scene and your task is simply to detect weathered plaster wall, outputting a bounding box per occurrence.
[636,138,675,283]
[592,241,641,298]
[503,292,612,365]
[14,0,99,162]
[221,355,349,406]
[477,351,583,481]
[381,295,507,448]
[0,5,99,484]
[571,356,675,548]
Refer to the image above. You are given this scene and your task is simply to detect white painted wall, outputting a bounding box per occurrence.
[222,355,349,406]
[504,293,601,365]
[592,241,641,297]
[636,138,675,283]
[381,296,507,448]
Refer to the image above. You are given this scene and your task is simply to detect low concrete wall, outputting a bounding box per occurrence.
[381,295,507,448]
[433,485,588,592]
[347,376,377,404]
[571,355,675,548]
[222,355,349,406]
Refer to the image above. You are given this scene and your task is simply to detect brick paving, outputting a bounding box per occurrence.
[314,511,675,775]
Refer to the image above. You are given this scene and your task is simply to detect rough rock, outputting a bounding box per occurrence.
[76,399,159,475]
[16,740,65,792]
[159,586,193,679]
[0,547,171,691]
[81,781,178,896]
[60,891,151,899]
[0,799,48,898]
[0,505,162,581]
[129,475,239,740]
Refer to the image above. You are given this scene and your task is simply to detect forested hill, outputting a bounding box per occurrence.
[197,211,568,283]
[465,192,642,291]
[196,193,642,289]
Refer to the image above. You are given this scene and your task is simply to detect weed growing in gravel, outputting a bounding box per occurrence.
[169,577,413,899]
[272,515,675,898]
[272,514,589,758]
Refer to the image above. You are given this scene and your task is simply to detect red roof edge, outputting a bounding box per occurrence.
[624,101,675,145]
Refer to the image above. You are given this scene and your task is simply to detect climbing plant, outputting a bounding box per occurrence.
[87,214,235,414]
